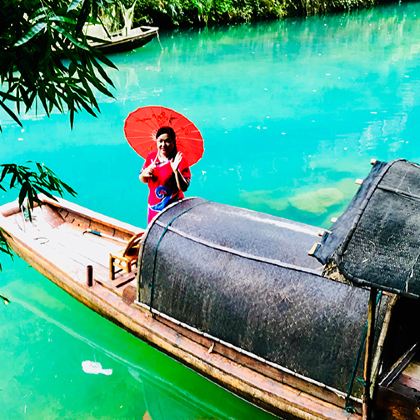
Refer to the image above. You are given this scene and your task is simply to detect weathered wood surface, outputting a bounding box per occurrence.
[376,384,420,420]
[376,353,420,419]
[157,313,358,411]
[0,196,362,419]
[400,361,420,390]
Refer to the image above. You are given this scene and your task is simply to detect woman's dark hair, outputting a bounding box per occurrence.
[156,126,176,143]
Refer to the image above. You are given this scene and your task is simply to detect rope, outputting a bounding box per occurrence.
[377,183,420,202]
[149,200,208,313]
[345,290,382,412]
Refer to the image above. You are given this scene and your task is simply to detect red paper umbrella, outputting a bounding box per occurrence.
[124,106,204,166]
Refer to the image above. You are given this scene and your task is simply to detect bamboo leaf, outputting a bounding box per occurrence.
[68,0,85,12]
[60,181,77,196]
[18,182,29,207]
[0,293,11,304]
[10,172,17,189]
[49,16,77,25]
[33,186,55,199]
[94,52,118,70]
[14,22,47,46]
[51,25,90,50]
[87,73,114,97]
[37,88,50,116]
[0,165,11,183]
[69,107,75,128]
[0,228,13,260]
[0,101,22,127]
[77,97,97,116]
[91,57,115,87]
[0,91,18,101]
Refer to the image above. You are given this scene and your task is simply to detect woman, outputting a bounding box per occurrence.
[139,126,191,223]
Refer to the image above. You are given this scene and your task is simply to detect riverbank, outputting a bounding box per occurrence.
[131,0,408,27]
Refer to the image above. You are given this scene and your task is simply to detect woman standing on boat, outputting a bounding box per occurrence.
[139,126,191,223]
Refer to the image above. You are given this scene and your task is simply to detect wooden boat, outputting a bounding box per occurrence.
[85,24,158,54]
[0,180,418,419]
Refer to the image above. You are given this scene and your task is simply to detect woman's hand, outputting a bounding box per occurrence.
[171,152,189,192]
[170,152,183,173]
[143,163,156,177]
[139,163,155,183]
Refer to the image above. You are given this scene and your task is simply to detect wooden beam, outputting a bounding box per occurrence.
[363,288,377,420]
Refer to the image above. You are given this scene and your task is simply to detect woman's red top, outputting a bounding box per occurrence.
[142,151,191,223]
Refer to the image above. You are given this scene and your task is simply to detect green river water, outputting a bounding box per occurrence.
[1,3,419,418]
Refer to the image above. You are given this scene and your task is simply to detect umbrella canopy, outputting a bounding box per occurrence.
[124,106,204,166]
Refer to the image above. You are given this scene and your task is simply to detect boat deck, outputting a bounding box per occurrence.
[9,203,137,292]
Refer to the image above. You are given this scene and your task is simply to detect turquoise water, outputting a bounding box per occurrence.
[1,2,419,418]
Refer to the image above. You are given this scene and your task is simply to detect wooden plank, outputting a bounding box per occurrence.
[363,288,377,420]
[53,228,118,266]
[44,230,108,265]
[404,362,420,379]
[45,196,142,236]
[26,220,126,285]
[376,385,420,420]
[35,233,111,284]
[380,343,418,387]
[97,273,137,296]
[399,373,420,391]
[40,206,65,228]
[113,272,136,288]
[157,314,359,412]
[58,224,123,250]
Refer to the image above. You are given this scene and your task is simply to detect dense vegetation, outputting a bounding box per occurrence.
[115,0,400,28]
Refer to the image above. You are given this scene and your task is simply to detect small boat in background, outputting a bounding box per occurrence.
[85,24,159,54]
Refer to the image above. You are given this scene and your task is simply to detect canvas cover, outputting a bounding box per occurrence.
[315,159,420,299]
[138,198,388,396]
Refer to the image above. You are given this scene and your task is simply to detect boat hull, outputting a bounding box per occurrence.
[0,196,362,419]
[86,25,158,54]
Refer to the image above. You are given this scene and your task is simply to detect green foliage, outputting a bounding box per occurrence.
[0,162,76,214]
[112,0,286,27]
[293,0,376,16]
[0,162,77,269]
[0,0,117,130]
[113,0,385,28]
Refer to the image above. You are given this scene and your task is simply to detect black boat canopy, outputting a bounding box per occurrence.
[138,198,389,396]
[314,159,420,299]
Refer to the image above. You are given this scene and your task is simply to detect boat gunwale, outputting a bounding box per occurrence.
[136,300,362,408]
[95,26,158,44]
[0,195,144,237]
